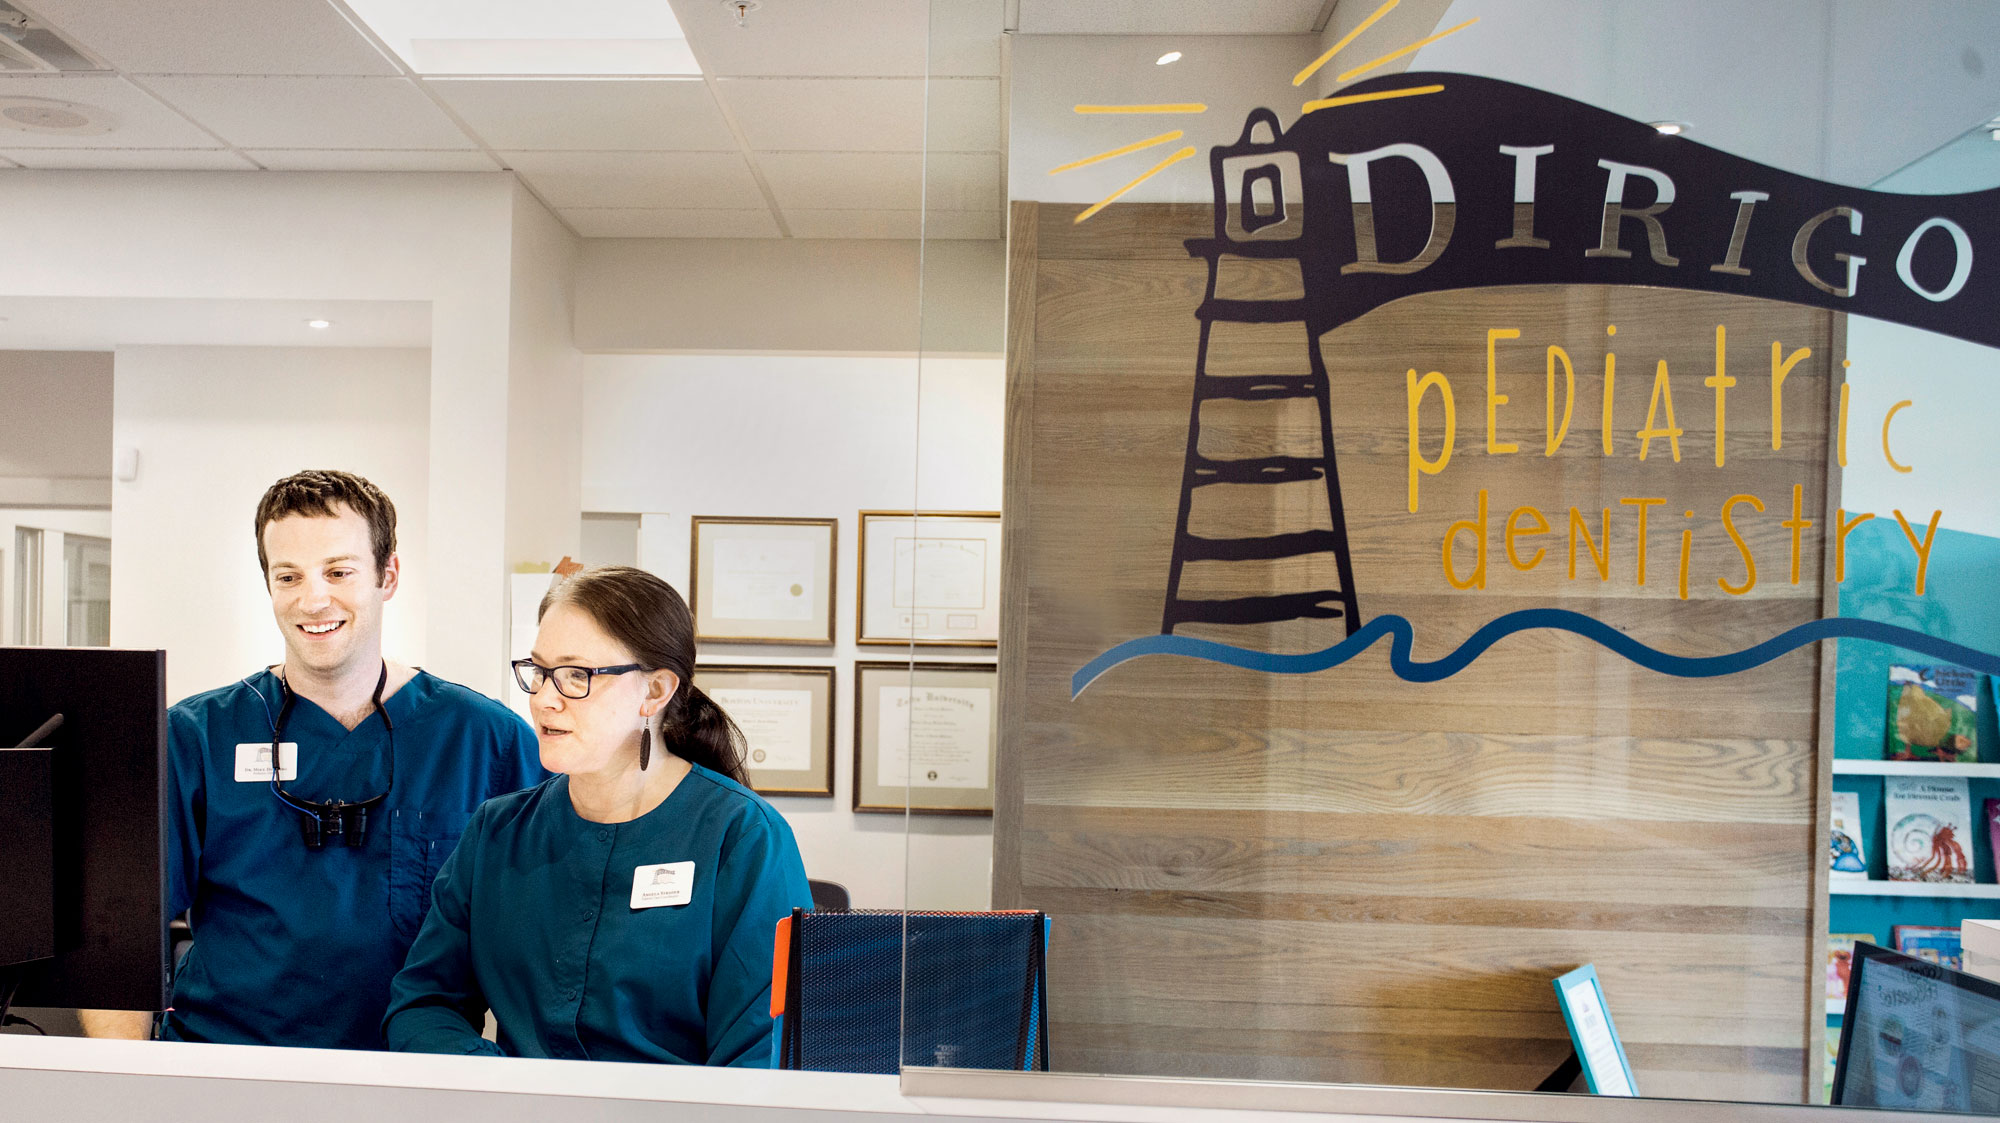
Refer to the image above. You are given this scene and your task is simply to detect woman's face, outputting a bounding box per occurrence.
[527,600,678,778]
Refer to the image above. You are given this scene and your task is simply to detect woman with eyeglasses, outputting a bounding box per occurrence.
[383,566,812,1064]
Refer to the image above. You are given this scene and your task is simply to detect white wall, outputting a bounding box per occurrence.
[580,353,1005,910]
[110,346,431,705]
[575,238,1004,355]
[0,171,522,695]
[504,181,585,572]
[0,350,113,507]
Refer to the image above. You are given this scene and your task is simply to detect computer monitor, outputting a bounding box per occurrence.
[0,646,169,1013]
[1833,939,2000,1113]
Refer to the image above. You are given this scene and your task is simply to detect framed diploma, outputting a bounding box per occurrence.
[852,661,997,815]
[690,517,837,645]
[856,510,1001,647]
[694,664,835,798]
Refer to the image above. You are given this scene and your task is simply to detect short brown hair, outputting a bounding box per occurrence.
[254,470,397,581]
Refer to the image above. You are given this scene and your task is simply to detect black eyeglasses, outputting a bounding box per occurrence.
[512,659,643,700]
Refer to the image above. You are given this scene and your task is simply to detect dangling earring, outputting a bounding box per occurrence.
[639,723,652,771]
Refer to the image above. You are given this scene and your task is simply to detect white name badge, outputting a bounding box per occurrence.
[630,861,695,909]
[234,742,298,782]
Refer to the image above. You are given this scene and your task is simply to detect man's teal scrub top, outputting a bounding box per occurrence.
[383,764,813,1064]
[162,669,545,1048]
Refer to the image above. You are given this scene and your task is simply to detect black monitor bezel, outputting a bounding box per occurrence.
[1832,937,2000,1109]
[0,645,169,1012]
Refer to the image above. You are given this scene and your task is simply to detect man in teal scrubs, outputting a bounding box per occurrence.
[83,470,543,1047]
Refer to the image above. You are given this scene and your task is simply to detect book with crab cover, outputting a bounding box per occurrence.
[1884,775,1974,883]
[1884,664,1979,762]
[1893,925,1963,972]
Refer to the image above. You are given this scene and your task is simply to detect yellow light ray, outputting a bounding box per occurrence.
[1048,131,1184,175]
[1292,0,1400,87]
[1335,17,1477,84]
[1072,103,1207,114]
[1301,83,1444,116]
[1074,145,1197,225]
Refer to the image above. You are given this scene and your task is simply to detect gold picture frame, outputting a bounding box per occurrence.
[693,663,835,798]
[690,516,837,645]
[855,510,1001,647]
[851,660,997,816]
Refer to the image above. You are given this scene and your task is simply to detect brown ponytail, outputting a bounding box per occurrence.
[539,566,749,785]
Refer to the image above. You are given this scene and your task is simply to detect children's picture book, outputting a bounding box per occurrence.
[1884,775,1974,882]
[1828,933,1872,1002]
[1829,790,1869,880]
[1989,798,1999,872]
[1884,664,1980,761]
[1893,925,1963,972]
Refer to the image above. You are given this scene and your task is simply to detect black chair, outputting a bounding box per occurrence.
[771,908,1049,1073]
[806,878,850,912]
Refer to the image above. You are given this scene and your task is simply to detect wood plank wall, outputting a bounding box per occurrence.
[994,200,1838,1102]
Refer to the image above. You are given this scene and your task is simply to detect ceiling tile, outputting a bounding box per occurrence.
[28,0,400,76]
[0,153,18,168]
[1,148,256,169]
[245,149,502,172]
[927,79,1001,151]
[756,151,921,210]
[0,75,220,148]
[1014,0,1324,35]
[929,1,1005,77]
[427,79,737,151]
[924,152,1002,211]
[560,208,780,238]
[924,209,1004,239]
[503,150,761,208]
[782,209,921,239]
[679,0,928,77]
[143,77,475,149]
[720,78,923,151]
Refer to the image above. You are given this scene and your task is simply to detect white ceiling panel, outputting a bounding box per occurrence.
[427,79,737,152]
[503,150,761,208]
[143,76,476,149]
[1014,0,1325,35]
[26,0,400,77]
[927,78,1002,151]
[923,152,1002,211]
[720,78,924,152]
[678,0,928,77]
[0,75,221,148]
[756,151,921,210]
[246,149,502,171]
[1,148,254,169]
[0,296,429,350]
[782,209,921,239]
[929,0,1006,77]
[560,207,780,238]
[924,209,1003,239]
[0,154,18,168]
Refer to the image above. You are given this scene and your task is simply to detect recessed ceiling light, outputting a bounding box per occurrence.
[1156,51,1182,66]
[343,0,699,77]
[0,96,114,135]
[1650,121,1687,136]
[307,319,331,330]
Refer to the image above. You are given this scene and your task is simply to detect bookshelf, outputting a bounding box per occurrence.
[1832,759,2000,779]
[1829,881,2000,899]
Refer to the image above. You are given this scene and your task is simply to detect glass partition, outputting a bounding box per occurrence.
[911,0,2000,1113]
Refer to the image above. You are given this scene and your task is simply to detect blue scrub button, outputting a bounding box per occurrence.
[597,829,610,842]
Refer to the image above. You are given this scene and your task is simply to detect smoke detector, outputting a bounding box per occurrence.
[0,96,114,135]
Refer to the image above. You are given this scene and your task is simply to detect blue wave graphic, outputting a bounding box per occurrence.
[1071,610,2000,698]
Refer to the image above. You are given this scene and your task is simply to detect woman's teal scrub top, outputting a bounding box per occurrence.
[383,763,813,1064]
[162,669,545,1048]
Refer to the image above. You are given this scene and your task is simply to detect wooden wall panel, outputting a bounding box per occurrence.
[995,202,1835,1102]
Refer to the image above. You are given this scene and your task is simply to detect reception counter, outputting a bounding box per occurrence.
[0,1037,1948,1123]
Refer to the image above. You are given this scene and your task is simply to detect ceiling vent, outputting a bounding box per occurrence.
[0,6,108,73]
[0,96,113,134]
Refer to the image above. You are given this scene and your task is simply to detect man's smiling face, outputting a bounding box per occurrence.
[262,504,397,681]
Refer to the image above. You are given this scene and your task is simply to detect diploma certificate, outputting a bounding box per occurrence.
[711,537,815,621]
[874,684,992,788]
[709,687,814,772]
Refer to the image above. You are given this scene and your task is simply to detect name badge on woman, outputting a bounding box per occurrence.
[631,861,694,908]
